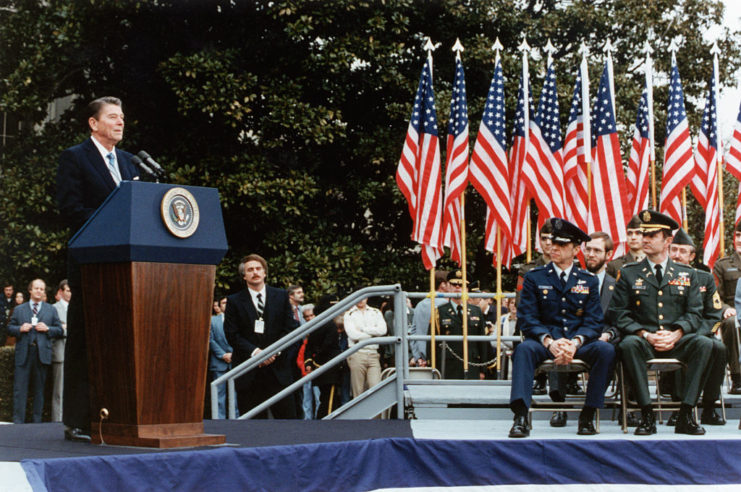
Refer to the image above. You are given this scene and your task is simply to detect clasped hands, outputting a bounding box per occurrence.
[645,329,682,352]
[19,322,49,333]
[545,337,578,365]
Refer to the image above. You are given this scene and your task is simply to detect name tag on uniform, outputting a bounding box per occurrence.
[254,319,265,334]
[31,316,38,325]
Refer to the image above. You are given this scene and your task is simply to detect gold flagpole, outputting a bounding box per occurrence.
[651,157,657,209]
[719,159,726,256]
[429,267,436,370]
[495,229,502,378]
[460,192,469,375]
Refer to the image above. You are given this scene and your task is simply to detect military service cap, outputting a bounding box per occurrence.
[447,269,468,286]
[539,219,553,240]
[549,218,591,245]
[638,209,679,233]
[673,228,695,249]
[627,214,642,230]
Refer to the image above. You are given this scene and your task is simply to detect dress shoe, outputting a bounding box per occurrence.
[700,409,726,426]
[666,411,678,426]
[64,427,92,442]
[730,380,741,395]
[550,411,567,427]
[532,380,547,395]
[619,411,640,427]
[634,411,657,436]
[577,418,597,435]
[675,412,706,435]
[566,382,584,395]
[509,415,530,438]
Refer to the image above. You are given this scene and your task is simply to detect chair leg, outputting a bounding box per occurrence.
[654,371,665,424]
[620,364,627,433]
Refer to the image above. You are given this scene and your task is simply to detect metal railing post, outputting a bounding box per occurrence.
[393,288,406,419]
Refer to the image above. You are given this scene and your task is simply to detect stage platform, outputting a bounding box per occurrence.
[3,418,741,491]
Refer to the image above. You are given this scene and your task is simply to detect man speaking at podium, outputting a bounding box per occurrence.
[56,97,139,442]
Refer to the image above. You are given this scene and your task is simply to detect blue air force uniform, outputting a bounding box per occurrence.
[511,263,616,410]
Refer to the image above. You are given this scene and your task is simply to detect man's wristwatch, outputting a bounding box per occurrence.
[642,331,650,340]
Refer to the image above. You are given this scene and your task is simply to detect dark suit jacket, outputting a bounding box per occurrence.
[209,314,233,372]
[7,302,63,366]
[224,286,299,387]
[56,137,140,232]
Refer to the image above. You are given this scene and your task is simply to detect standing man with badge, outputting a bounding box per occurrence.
[56,97,140,442]
[611,210,712,435]
[224,254,299,418]
[7,279,63,423]
[509,218,615,438]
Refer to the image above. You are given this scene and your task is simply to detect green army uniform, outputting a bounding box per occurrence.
[437,302,485,379]
[671,269,726,415]
[612,259,713,409]
[711,252,741,383]
[606,251,645,279]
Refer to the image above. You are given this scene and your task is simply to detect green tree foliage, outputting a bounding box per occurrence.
[0,0,738,300]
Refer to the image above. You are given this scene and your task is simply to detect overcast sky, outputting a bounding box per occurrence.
[717,0,740,139]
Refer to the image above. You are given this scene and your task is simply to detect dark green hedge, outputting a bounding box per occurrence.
[0,346,14,422]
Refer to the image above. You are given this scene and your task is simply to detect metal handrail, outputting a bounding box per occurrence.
[210,284,402,419]
[211,285,519,420]
[239,335,399,419]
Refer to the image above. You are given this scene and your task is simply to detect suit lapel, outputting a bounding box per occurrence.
[637,259,659,289]
[240,290,257,321]
[84,138,117,191]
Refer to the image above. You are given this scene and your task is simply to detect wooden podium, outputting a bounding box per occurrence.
[69,182,228,448]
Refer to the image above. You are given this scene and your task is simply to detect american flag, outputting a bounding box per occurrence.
[563,67,589,234]
[469,57,512,266]
[726,99,741,180]
[523,63,564,221]
[626,86,651,217]
[695,67,721,268]
[396,57,443,269]
[659,63,694,225]
[442,56,469,266]
[508,75,535,258]
[589,63,629,250]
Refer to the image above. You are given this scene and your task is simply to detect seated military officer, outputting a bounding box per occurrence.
[668,228,726,426]
[509,218,615,438]
[611,210,713,435]
[437,270,485,380]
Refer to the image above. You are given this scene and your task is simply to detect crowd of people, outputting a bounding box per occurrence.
[4,95,741,443]
[205,210,741,441]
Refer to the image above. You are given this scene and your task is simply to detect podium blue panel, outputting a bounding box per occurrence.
[69,181,228,265]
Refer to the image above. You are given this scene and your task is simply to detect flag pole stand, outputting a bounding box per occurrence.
[429,267,437,371]
[460,192,469,379]
[719,158,726,257]
[495,229,503,380]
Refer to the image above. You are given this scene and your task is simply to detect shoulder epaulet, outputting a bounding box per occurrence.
[530,264,548,274]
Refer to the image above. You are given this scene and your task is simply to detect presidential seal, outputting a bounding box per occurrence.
[161,187,200,238]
